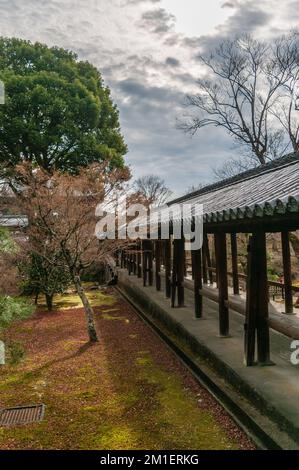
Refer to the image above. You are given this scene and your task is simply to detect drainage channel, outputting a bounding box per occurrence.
[114,286,284,451]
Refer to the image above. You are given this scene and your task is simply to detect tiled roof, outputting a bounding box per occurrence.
[167,153,299,223]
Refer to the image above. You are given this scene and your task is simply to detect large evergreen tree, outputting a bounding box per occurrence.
[0,37,127,174]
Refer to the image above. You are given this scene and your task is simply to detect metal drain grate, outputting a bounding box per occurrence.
[0,404,45,426]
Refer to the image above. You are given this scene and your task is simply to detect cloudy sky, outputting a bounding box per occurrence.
[0,0,298,195]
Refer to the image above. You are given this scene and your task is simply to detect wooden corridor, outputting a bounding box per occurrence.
[117,154,299,367]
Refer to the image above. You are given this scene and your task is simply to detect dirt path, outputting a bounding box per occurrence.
[0,288,254,450]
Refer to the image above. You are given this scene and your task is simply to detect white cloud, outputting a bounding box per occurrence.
[0,0,296,195]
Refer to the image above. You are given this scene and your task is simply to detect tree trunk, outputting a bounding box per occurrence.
[73,275,98,343]
[45,293,53,312]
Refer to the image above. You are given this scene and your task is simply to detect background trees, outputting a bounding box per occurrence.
[133,175,172,207]
[0,228,33,364]
[19,252,71,311]
[0,38,131,330]
[0,37,127,176]
[16,162,130,342]
[182,33,299,178]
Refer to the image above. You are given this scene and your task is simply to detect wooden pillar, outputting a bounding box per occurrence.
[142,240,153,287]
[202,238,208,284]
[231,233,240,295]
[171,238,185,308]
[213,234,219,287]
[164,239,171,298]
[137,250,142,278]
[244,236,256,366]
[281,231,294,314]
[244,232,272,366]
[155,240,161,291]
[134,248,137,275]
[192,247,203,318]
[142,243,147,286]
[205,234,214,285]
[215,232,229,337]
[148,242,153,286]
[127,251,132,275]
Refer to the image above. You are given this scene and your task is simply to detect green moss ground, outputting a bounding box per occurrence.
[0,287,249,450]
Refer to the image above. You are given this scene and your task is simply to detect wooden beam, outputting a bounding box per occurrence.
[215,233,229,337]
[281,231,294,314]
[192,248,203,318]
[231,233,240,295]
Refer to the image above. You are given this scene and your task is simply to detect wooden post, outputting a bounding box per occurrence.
[256,231,271,365]
[244,236,257,366]
[215,232,229,337]
[148,241,153,286]
[128,251,132,275]
[171,238,185,307]
[244,232,272,366]
[142,240,153,287]
[213,234,219,287]
[142,243,147,286]
[164,239,171,298]
[231,233,240,295]
[134,247,138,276]
[281,231,294,314]
[177,238,185,307]
[137,249,142,278]
[192,248,203,318]
[115,250,120,267]
[202,238,208,284]
[155,240,161,291]
[205,234,214,285]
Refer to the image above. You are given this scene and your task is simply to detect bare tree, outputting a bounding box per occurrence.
[184,183,205,195]
[213,155,259,180]
[133,175,172,207]
[272,32,299,152]
[181,35,292,167]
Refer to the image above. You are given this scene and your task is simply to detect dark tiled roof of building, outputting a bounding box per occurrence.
[167,153,299,223]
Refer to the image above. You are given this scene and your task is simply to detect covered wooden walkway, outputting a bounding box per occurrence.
[118,153,299,367]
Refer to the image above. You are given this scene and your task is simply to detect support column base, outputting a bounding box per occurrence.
[257,360,276,367]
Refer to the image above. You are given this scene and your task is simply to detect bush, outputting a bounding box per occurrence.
[0,295,34,330]
[6,340,25,365]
